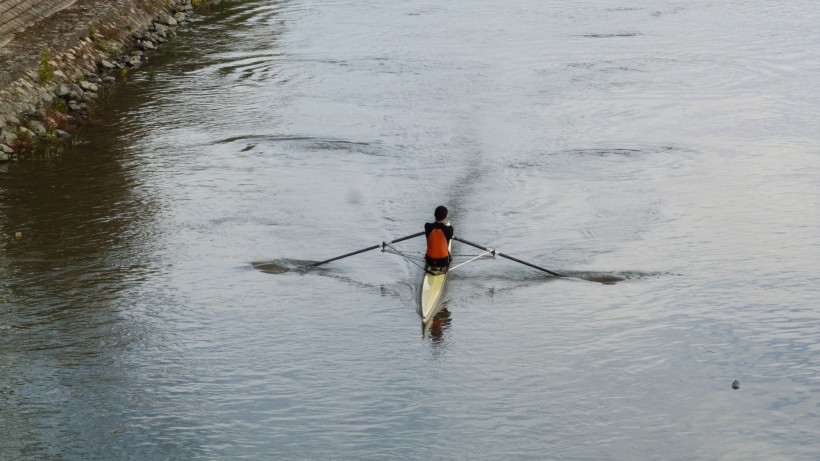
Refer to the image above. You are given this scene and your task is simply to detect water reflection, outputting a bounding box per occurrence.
[0,132,167,457]
[0,4,204,457]
[0,135,161,304]
[1,0,819,458]
[424,307,451,342]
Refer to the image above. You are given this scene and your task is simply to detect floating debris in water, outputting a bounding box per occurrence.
[14,231,22,239]
[731,380,740,390]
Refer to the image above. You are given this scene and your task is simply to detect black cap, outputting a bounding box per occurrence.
[434,205,448,221]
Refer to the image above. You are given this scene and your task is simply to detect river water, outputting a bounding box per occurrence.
[2,0,819,459]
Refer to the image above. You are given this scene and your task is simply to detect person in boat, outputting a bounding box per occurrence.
[424,205,454,269]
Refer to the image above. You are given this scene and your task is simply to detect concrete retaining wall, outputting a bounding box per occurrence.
[0,0,77,47]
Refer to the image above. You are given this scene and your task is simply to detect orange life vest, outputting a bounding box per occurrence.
[426,228,449,259]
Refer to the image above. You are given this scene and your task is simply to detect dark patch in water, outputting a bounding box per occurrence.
[585,274,625,285]
[213,134,371,148]
[212,135,386,157]
[567,148,643,157]
[563,270,675,284]
[651,7,686,17]
[575,33,641,38]
[508,145,695,170]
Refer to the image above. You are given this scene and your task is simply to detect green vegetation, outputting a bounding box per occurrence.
[52,98,68,114]
[97,40,120,56]
[120,68,129,82]
[192,0,207,7]
[160,40,179,58]
[89,25,118,41]
[38,46,55,84]
[99,25,119,40]
[10,125,75,159]
[10,128,35,157]
[37,131,66,157]
[147,68,157,83]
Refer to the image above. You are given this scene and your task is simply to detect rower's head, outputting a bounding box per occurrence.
[434,205,448,222]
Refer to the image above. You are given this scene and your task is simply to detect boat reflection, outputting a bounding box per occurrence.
[423,306,451,341]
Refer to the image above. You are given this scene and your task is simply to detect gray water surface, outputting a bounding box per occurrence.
[2,1,820,459]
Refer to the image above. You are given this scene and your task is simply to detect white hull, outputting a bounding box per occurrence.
[418,234,451,323]
[419,268,448,323]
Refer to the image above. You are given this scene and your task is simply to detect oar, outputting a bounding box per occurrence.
[453,236,565,277]
[311,231,424,267]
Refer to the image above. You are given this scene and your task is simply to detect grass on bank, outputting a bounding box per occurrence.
[88,24,123,57]
[97,40,121,57]
[38,46,54,84]
[10,128,82,160]
[10,129,63,158]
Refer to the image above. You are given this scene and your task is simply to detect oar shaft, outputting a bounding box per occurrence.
[453,236,564,277]
[451,236,487,251]
[389,231,425,244]
[497,252,564,277]
[312,231,424,267]
[311,244,380,266]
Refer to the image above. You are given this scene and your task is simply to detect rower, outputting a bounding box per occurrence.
[424,205,454,268]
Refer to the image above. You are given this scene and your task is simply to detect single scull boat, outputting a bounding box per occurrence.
[310,231,564,324]
[418,238,452,323]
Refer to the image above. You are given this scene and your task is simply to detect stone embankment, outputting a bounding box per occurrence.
[0,0,222,161]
